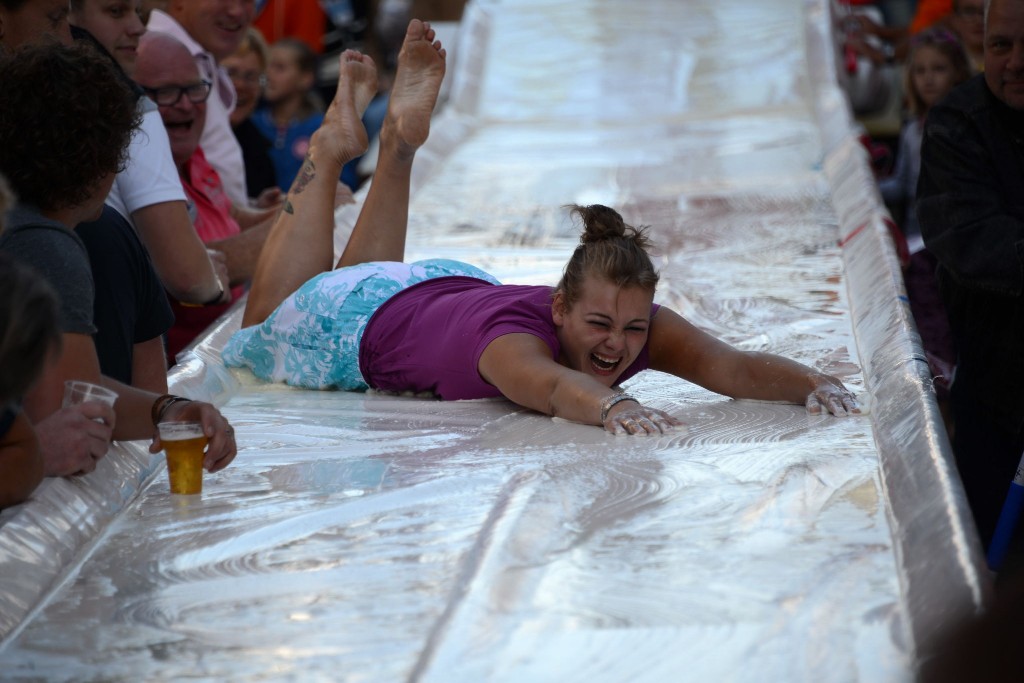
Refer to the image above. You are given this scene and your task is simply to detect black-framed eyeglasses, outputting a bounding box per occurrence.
[143,80,213,107]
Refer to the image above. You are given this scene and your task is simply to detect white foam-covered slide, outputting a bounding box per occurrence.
[0,1,988,680]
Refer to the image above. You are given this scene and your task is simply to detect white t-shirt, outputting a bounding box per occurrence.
[106,100,186,221]
[146,9,249,206]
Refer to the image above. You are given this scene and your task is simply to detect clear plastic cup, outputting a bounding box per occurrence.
[157,421,207,495]
[62,380,118,411]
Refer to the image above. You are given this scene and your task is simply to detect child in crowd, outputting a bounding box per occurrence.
[879,27,970,401]
[253,37,325,192]
[881,28,971,249]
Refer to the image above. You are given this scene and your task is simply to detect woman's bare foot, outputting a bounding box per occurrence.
[316,49,379,168]
[383,19,447,160]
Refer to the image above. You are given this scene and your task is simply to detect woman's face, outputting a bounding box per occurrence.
[552,276,654,388]
[911,45,957,110]
[71,0,145,76]
[952,0,985,53]
[0,0,73,50]
[223,49,263,125]
[264,44,309,103]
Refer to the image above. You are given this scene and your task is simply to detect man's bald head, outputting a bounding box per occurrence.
[136,30,194,84]
[136,30,208,168]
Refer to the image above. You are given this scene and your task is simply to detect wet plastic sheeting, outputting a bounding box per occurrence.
[0,0,986,681]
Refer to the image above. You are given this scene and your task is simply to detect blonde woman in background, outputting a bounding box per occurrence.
[223,27,281,206]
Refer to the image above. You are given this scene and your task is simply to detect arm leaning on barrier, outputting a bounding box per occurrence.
[132,200,228,305]
[21,333,237,475]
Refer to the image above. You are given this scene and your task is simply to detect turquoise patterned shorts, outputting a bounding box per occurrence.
[222,259,500,390]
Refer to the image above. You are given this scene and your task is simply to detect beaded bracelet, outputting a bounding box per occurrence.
[151,394,192,426]
[599,393,639,423]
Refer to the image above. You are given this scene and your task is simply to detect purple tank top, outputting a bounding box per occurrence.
[359,277,654,400]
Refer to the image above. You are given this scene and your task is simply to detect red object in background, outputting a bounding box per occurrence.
[883,214,911,268]
[845,43,859,73]
[910,0,953,34]
[858,132,894,178]
[254,0,327,53]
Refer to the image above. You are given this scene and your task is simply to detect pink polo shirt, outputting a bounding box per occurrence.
[166,147,243,361]
[147,9,249,206]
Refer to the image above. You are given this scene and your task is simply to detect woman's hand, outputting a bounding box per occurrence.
[805,375,860,417]
[603,400,682,436]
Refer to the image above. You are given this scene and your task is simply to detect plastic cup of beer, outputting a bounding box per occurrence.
[62,380,118,410]
[158,421,207,495]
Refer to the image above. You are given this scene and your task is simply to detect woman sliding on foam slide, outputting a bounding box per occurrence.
[224,19,859,436]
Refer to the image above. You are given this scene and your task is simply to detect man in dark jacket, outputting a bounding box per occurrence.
[918,0,1024,553]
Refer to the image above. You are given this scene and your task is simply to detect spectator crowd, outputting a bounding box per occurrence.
[3,0,1024,677]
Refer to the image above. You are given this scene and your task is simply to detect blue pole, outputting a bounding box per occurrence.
[987,457,1024,571]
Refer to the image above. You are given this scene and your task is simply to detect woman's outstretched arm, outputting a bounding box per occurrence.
[478,333,681,435]
[647,307,859,415]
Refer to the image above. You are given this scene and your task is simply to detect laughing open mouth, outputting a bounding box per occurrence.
[590,353,621,373]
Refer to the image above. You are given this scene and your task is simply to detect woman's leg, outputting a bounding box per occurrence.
[242,49,377,327]
[242,19,447,328]
[336,19,447,268]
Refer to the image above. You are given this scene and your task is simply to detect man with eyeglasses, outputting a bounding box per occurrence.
[136,29,275,362]
[147,0,256,208]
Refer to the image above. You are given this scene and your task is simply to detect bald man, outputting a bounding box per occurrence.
[146,0,255,205]
[134,30,274,360]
